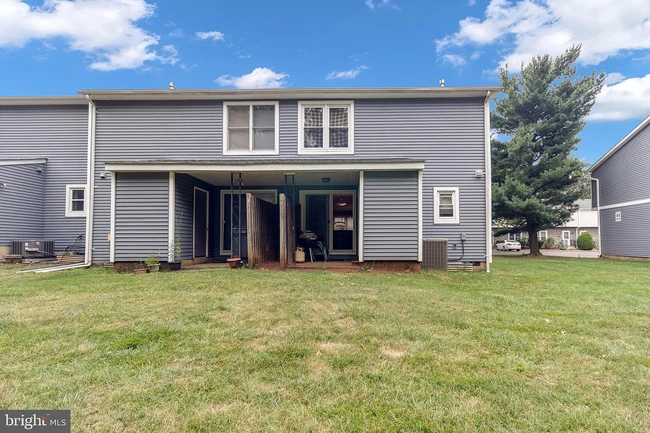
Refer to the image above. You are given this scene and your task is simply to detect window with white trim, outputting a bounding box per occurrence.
[433,187,460,224]
[65,185,86,217]
[223,102,279,155]
[298,101,354,154]
[538,230,548,240]
[507,233,521,241]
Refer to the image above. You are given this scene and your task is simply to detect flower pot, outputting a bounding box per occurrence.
[169,261,181,271]
[134,268,148,274]
[147,264,160,273]
[227,258,241,269]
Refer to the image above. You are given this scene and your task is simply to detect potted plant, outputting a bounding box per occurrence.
[145,253,160,273]
[134,262,148,274]
[169,238,182,271]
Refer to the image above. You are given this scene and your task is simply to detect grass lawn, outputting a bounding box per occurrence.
[1,258,649,432]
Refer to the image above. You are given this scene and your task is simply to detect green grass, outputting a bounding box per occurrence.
[1,258,649,432]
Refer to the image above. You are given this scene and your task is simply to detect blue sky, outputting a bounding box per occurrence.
[1,0,649,164]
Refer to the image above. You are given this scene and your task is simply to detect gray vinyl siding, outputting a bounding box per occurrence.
[0,163,46,245]
[175,174,216,260]
[114,172,169,261]
[0,105,88,251]
[92,101,220,261]
[591,123,650,207]
[363,171,418,260]
[600,203,650,258]
[93,98,487,263]
[356,99,487,262]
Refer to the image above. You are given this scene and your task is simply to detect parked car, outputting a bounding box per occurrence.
[496,240,521,252]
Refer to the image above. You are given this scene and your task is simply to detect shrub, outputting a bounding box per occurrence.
[544,237,556,249]
[577,232,595,250]
[559,243,567,250]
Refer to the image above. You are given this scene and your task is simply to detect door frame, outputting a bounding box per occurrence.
[193,186,210,258]
[219,189,278,256]
[299,189,357,255]
[562,230,571,247]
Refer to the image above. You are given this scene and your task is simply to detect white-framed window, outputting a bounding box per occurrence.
[538,230,548,240]
[223,101,279,155]
[433,187,460,224]
[65,184,87,217]
[507,232,521,241]
[615,211,622,222]
[298,101,354,154]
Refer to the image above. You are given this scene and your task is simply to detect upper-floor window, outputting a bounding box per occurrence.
[298,101,354,154]
[65,184,86,217]
[223,102,279,155]
[433,187,460,224]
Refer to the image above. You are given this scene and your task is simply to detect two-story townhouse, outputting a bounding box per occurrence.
[1,86,499,271]
[590,115,650,259]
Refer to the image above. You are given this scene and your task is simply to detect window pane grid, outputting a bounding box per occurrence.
[226,104,275,153]
[302,104,350,151]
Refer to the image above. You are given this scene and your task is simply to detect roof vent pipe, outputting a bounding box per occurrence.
[169,81,175,90]
[440,79,445,88]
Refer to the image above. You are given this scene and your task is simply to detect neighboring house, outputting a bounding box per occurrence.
[492,199,599,249]
[0,98,89,259]
[0,86,499,270]
[590,115,650,260]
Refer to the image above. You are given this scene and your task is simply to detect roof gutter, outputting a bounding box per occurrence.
[79,86,502,101]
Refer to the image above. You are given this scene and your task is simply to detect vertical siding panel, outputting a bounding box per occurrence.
[114,172,169,261]
[0,105,88,250]
[363,171,419,260]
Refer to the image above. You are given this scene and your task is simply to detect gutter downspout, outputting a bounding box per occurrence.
[84,96,97,265]
[591,178,602,256]
[484,91,492,273]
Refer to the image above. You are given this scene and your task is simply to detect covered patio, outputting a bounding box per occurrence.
[104,159,424,268]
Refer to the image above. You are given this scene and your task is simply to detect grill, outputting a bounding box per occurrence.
[11,240,55,258]
[422,238,448,271]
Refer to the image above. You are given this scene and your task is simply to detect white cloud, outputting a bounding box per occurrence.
[470,51,481,60]
[0,0,171,71]
[603,72,626,86]
[216,67,288,89]
[326,65,368,80]
[168,28,184,38]
[442,54,467,68]
[196,31,225,41]
[436,0,650,69]
[159,45,179,65]
[468,0,477,5]
[590,74,650,121]
[365,0,400,10]
[236,50,251,59]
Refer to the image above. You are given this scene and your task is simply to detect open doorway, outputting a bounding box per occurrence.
[300,190,356,256]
